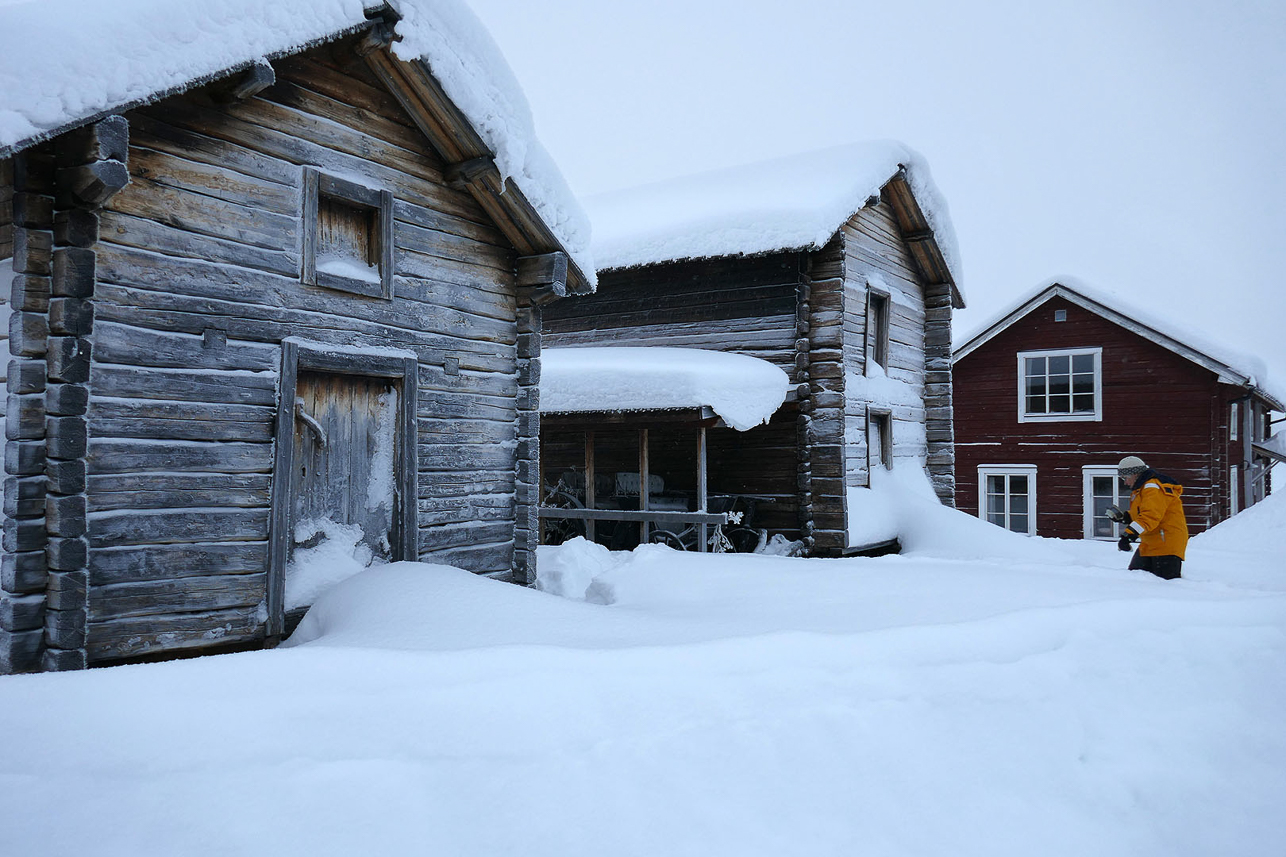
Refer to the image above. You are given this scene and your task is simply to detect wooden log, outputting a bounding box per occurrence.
[89,364,277,406]
[87,439,271,474]
[209,59,276,104]
[86,605,263,662]
[89,541,268,585]
[88,507,270,547]
[10,274,51,313]
[89,573,266,621]
[56,115,129,166]
[46,383,89,417]
[2,550,47,594]
[47,536,88,571]
[93,320,277,371]
[59,160,130,208]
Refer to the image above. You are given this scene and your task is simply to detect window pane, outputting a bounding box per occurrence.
[1093,476,1113,497]
[1010,475,1027,494]
[1093,517,1113,537]
[1010,494,1028,514]
[1072,393,1094,412]
[1072,353,1094,374]
[988,511,1006,527]
[1027,376,1047,397]
[987,475,1006,495]
[1072,374,1095,394]
[1049,375,1070,395]
[1026,356,1045,377]
[1009,514,1028,533]
[1048,355,1070,375]
[987,494,1006,516]
[1049,394,1071,412]
[1027,396,1046,414]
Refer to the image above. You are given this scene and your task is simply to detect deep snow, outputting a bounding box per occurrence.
[1,491,1282,856]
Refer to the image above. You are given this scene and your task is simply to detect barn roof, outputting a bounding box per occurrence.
[540,347,790,432]
[584,140,963,307]
[953,278,1286,410]
[0,0,594,289]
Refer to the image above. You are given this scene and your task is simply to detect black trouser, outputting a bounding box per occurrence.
[1129,550,1182,580]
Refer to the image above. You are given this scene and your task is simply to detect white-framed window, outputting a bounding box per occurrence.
[1230,402,1240,441]
[1082,465,1125,540]
[1230,467,1240,516]
[977,465,1037,535]
[1017,348,1102,422]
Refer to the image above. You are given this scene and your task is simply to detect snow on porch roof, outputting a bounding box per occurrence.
[540,347,790,432]
[0,0,593,281]
[584,140,961,285]
[953,277,1286,410]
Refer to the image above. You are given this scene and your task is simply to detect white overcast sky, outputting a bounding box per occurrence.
[468,0,1286,383]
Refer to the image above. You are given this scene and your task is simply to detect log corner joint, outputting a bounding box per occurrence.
[356,4,402,57]
[211,59,276,104]
[517,251,569,307]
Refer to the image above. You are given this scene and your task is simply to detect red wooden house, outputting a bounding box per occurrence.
[952,280,1283,540]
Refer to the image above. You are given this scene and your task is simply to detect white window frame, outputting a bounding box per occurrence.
[1017,347,1102,423]
[977,464,1037,536]
[1081,465,1125,540]
[1230,467,1240,516]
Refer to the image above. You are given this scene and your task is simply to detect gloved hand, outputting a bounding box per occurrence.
[1117,530,1138,552]
[1105,505,1132,526]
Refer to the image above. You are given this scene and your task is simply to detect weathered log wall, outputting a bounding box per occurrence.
[68,44,525,662]
[839,203,929,494]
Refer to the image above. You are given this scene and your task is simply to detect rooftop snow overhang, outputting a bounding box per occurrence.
[953,281,1285,410]
[539,346,792,432]
[0,2,594,295]
[585,142,964,309]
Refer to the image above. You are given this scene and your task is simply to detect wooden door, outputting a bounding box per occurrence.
[289,371,401,562]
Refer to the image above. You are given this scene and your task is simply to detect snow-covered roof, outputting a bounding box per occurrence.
[540,346,790,432]
[953,277,1286,410]
[584,140,961,286]
[0,0,593,280]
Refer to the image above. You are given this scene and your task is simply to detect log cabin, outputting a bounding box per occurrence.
[0,1,594,673]
[542,143,966,556]
[952,280,1283,541]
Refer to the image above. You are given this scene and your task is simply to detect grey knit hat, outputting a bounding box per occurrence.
[1118,456,1147,477]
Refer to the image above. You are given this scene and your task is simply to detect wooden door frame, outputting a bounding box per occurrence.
[267,338,419,638]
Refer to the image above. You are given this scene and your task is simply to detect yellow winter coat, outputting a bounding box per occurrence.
[1127,472,1189,559]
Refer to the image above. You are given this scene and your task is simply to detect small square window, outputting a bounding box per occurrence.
[1054,309,1067,322]
[302,167,394,300]
[1017,348,1102,422]
[868,409,893,473]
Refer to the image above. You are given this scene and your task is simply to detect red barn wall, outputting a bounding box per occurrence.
[954,296,1229,539]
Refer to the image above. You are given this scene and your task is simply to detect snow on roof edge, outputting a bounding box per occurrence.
[953,276,1286,409]
[0,0,594,282]
[584,140,961,299]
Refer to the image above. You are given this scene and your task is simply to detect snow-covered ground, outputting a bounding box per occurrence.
[1,491,1283,856]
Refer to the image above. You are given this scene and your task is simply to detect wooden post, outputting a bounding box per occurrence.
[584,431,595,543]
[639,428,650,544]
[697,426,708,552]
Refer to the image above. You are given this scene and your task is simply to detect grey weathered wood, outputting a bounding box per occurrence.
[59,160,130,208]
[87,439,271,474]
[210,59,276,104]
[88,541,268,585]
[87,605,263,662]
[88,508,270,547]
[89,573,266,621]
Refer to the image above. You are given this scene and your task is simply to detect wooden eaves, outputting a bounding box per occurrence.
[357,11,593,300]
[880,170,964,310]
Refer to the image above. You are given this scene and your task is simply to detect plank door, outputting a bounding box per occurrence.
[290,371,401,561]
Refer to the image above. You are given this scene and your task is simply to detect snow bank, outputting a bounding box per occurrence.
[4,517,1285,856]
[284,518,380,609]
[0,0,593,279]
[541,346,790,431]
[586,140,961,290]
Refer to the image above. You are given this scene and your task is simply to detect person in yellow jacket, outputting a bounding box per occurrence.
[1115,456,1188,580]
